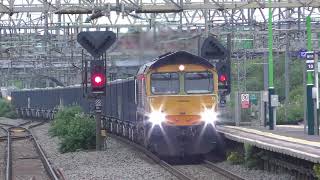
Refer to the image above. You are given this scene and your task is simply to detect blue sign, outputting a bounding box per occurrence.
[299,49,307,59]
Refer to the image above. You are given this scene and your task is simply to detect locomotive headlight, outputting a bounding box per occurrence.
[148,111,166,125]
[6,96,12,101]
[200,109,218,125]
[179,64,185,71]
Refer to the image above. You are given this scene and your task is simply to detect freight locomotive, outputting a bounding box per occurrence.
[11,51,223,158]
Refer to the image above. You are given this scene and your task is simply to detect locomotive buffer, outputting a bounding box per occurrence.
[77,31,116,150]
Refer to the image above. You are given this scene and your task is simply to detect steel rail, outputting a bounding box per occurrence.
[6,126,59,180]
[203,160,245,180]
[0,120,46,129]
[17,120,32,127]
[0,120,32,127]
[28,128,59,180]
[0,127,10,180]
[3,127,11,180]
[0,123,15,127]
[108,133,194,180]
[28,121,47,129]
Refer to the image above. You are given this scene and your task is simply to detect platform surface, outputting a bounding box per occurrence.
[216,125,320,163]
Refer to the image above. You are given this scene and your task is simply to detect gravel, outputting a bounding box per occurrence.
[12,137,50,180]
[32,123,177,180]
[174,161,296,180]
[175,164,229,180]
[30,122,298,180]
[215,161,296,180]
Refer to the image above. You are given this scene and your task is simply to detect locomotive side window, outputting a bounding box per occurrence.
[151,73,179,94]
[185,72,213,94]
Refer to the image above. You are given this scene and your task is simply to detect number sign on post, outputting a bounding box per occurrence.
[306,51,315,72]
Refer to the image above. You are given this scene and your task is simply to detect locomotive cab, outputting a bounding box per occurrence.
[147,65,218,127]
[136,51,221,157]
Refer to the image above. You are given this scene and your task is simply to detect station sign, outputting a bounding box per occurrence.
[241,93,250,109]
[306,51,315,72]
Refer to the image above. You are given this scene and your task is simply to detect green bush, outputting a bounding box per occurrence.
[243,143,259,168]
[49,106,82,137]
[49,106,96,153]
[59,113,96,153]
[227,151,244,165]
[244,144,253,161]
[277,103,303,125]
[0,98,17,118]
[314,164,320,180]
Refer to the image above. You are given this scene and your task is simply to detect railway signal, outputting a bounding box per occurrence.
[201,36,231,95]
[218,65,231,95]
[77,31,116,151]
[90,60,106,94]
[219,74,227,82]
[77,31,116,58]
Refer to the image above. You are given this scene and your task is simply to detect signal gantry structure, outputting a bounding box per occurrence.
[0,0,320,88]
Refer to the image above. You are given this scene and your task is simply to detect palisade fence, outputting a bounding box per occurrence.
[231,91,266,127]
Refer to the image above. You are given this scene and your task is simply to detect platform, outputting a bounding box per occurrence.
[216,125,320,163]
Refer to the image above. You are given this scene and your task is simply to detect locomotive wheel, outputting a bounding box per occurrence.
[146,142,157,154]
[136,115,148,146]
[137,127,145,145]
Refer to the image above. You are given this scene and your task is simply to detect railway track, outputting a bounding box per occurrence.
[1,118,244,180]
[173,160,245,180]
[0,127,8,180]
[0,121,59,180]
[109,133,245,180]
[0,120,47,129]
[109,133,194,180]
[7,127,59,180]
[203,160,245,180]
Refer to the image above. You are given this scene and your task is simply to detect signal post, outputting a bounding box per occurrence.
[90,60,107,150]
[305,16,318,135]
[77,31,116,150]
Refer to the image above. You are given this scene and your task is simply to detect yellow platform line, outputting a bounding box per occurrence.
[222,126,320,148]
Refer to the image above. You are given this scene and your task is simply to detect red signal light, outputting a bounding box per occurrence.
[92,74,105,87]
[219,74,227,82]
[94,76,102,84]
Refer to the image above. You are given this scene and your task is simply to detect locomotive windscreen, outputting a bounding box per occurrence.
[150,73,179,95]
[185,72,213,94]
